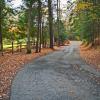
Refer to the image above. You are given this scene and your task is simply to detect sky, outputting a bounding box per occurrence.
[11,0,76,8]
[10,0,22,8]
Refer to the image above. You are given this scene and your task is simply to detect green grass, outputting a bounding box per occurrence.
[3,43,27,49]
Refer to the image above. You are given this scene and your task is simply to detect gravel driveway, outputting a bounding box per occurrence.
[10,41,100,100]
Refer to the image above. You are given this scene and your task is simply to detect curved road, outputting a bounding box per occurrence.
[10,41,100,100]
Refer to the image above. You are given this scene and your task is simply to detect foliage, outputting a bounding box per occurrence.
[69,0,100,45]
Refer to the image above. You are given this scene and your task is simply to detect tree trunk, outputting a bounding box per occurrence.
[48,0,54,49]
[36,0,42,53]
[39,0,42,52]
[57,0,59,46]
[57,0,60,46]
[42,21,45,48]
[0,5,3,55]
[11,41,14,54]
[35,18,39,53]
[27,9,31,54]
[39,22,42,52]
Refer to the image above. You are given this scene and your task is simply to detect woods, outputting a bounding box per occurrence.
[69,0,100,47]
[0,0,99,55]
[0,0,100,100]
[0,0,68,55]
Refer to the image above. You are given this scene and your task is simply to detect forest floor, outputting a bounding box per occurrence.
[0,47,60,100]
[80,45,100,70]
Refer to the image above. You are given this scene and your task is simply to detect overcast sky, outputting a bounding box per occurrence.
[10,0,76,20]
[11,0,76,8]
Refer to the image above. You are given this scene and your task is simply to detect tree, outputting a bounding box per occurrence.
[22,0,37,53]
[36,0,42,53]
[69,0,100,46]
[48,0,54,49]
[0,0,14,55]
[26,8,31,53]
[0,0,5,55]
[57,0,60,46]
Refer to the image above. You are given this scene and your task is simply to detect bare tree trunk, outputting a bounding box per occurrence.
[36,0,42,53]
[57,0,59,46]
[39,0,42,52]
[97,19,100,46]
[41,21,44,48]
[35,23,39,53]
[48,0,54,49]
[39,22,42,52]
[27,9,31,54]
[0,6,3,55]
[57,0,61,46]
[11,40,14,54]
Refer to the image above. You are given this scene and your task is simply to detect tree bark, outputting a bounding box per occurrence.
[42,21,45,48]
[39,0,42,52]
[0,4,3,55]
[36,0,42,53]
[27,9,31,54]
[48,0,54,49]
